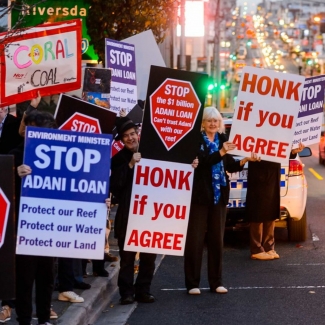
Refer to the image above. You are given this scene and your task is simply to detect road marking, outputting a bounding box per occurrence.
[161,285,325,291]
[308,168,323,180]
[287,263,325,265]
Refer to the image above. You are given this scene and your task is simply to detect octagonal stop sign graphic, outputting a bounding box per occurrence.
[150,78,201,150]
[59,112,102,134]
[0,187,10,248]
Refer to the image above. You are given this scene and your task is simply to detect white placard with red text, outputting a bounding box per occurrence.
[229,66,305,163]
[124,158,193,256]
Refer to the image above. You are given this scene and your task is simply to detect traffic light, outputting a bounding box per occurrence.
[247,39,252,47]
[307,59,313,66]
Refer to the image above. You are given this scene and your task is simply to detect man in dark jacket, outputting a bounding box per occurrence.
[110,117,156,305]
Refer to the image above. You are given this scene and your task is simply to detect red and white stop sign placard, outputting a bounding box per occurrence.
[59,112,102,134]
[150,78,201,150]
[0,187,10,248]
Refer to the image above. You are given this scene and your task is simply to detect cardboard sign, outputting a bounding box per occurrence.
[293,75,325,147]
[229,66,305,163]
[105,38,137,116]
[0,19,82,106]
[124,67,208,256]
[0,156,15,299]
[123,30,166,100]
[139,66,208,163]
[54,94,116,134]
[16,127,112,259]
[82,68,111,109]
[124,158,193,256]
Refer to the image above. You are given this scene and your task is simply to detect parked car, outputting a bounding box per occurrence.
[224,119,312,241]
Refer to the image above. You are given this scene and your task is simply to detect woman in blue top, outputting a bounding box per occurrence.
[184,106,258,295]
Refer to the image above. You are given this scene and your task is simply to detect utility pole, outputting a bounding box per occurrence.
[212,0,221,108]
[179,0,186,70]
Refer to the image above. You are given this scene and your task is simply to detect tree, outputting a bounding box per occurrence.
[87,0,178,64]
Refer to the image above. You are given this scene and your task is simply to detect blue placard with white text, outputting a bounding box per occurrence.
[16,127,112,259]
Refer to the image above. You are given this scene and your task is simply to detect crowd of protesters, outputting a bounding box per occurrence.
[0,93,306,324]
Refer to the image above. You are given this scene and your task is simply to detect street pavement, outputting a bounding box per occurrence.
[6,207,121,325]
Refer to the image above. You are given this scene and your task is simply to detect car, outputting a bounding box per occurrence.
[252,58,263,68]
[235,60,246,70]
[223,119,312,241]
[237,47,247,60]
[234,70,243,83]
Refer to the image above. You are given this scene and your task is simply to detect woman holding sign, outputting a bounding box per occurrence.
[184,106,259,295]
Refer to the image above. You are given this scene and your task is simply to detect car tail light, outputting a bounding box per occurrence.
[289,160,303,176]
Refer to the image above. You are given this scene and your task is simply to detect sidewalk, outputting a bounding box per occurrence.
[6,207,121,325]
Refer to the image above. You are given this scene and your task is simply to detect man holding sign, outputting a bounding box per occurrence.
[110,117,156,305]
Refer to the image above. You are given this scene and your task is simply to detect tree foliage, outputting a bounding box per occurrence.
[87,0,178,63]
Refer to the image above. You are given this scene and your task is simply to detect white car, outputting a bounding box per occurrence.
[224,119,311,241]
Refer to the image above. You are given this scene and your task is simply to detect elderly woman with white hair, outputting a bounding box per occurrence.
[184,106,258,295]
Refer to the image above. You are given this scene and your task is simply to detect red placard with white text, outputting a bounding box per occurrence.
[0,19,82,107]
[124,158,193,255]
[229,66,305,163]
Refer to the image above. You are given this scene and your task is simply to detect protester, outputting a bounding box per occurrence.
[247,142,305,261]
[0,95,42,324]
[0,106,23,154]
[12,110,57,325]
[184,106,259,295]
[110,117,156,305]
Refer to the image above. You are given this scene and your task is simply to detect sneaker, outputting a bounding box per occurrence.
[251,252,274,260]
[0,305,11,323]
[58,291,84,303]
[50,309,58,320]
[266,250,280,259]
[216,286,228,294]
[188,288,201,295]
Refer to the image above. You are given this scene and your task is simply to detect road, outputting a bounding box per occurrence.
[95,144,325,325]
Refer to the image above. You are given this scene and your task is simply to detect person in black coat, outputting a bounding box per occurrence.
[0,107,23,154]
[247,143,305,261]
[110,117,156,305]
[184,106,259,295]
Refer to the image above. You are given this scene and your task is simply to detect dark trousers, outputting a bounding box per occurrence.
[117,237,156,297]
[58,257,74,292]
[15,255,54,325]
[184,201,226,291]
[1,300,15,308]
[250,221,275,254]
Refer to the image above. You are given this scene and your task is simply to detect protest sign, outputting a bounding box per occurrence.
[54,94,116,134]
[82,68,111,109]
[229,66,305,163]
[124,159,193,256]
[0,156,15,299]
[292,75,325,147]
[123,30,166,100]
[124,66,208,256]
[16,127,112,259]
[105,39,137,116]
[0,19,82,107]
[139,66,208,163]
